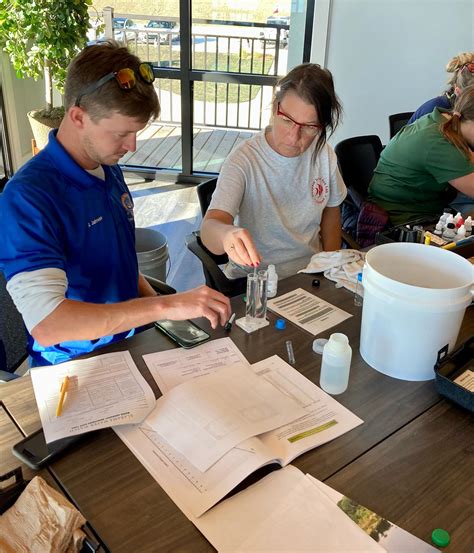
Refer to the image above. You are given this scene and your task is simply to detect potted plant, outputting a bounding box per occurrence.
[0,0,92,149]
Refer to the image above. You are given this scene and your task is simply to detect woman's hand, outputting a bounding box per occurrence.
[223,227,261,267]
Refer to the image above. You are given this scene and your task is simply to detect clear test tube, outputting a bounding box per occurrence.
[246,270,268,323]
[256,270,268,320]
[246,272,258,321]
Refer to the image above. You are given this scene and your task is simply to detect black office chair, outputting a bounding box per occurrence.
[335,135,389,248]
[185,178,247,297]
[0,273,27,382]
[388,112,414,139]
[144,275,176,296]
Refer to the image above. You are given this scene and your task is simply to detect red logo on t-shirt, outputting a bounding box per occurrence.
[312,177,328,204]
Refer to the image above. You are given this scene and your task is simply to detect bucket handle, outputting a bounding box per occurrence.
[436,344,449,365]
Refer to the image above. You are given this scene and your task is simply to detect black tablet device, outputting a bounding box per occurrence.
[12,428,83,470]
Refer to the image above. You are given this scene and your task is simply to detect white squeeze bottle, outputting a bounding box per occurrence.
[267,264,278,298]
[319,333,352,394]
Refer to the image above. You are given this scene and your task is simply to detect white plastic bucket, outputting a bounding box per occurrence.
[135,227,169,282]
[360,243,473,381]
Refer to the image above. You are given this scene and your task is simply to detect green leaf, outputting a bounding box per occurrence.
[0,0,90,110]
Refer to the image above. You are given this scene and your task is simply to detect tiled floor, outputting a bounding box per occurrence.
[126,174,206,292]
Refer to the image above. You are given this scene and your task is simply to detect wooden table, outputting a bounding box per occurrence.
[1,273,472,552]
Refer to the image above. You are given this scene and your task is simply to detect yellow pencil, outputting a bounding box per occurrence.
[56,376,70,417]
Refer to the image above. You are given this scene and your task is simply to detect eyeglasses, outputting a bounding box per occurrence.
[461,62,474,74]
[74,63,155,107]
[276,103,322,136]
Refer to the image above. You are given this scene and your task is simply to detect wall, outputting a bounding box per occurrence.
[0,53,45,171]
[311,0,473,146]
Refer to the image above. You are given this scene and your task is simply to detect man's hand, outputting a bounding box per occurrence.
[222,227,261,268]
[157,285,231,329]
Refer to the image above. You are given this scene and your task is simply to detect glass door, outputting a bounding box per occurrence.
[96,0,314,177]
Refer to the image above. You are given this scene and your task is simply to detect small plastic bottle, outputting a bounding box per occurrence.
[319,333,352,395]
[267,264,278,298]
[455,225,466,241]
[464,216,472,236]
[442,222,456,240]
[354,272,363,306]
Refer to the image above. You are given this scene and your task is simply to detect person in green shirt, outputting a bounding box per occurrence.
[368,85,474,225]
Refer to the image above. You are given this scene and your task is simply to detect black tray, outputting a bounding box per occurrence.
[434,338,473,413]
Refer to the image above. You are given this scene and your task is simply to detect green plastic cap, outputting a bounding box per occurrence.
[431,528,450,547]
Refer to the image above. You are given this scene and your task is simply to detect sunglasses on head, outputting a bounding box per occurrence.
[461,62,474,73]
[74,63,155,107]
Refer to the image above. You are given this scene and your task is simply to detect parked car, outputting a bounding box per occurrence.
[113,18,137,42]
[259,16,289,47]
[141,20,179,44]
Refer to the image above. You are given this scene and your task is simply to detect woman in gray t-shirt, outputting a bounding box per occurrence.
[201,63,347,279]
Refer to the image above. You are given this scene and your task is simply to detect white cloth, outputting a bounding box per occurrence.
[299,249,366,293]
[208,128,347,279]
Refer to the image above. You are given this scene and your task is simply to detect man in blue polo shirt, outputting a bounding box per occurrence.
[0,41,230,366]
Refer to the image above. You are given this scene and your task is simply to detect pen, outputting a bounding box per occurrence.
[56,376,70,417]
[224,313,236,331]
[286,340,295,365]
[442,235,474,250]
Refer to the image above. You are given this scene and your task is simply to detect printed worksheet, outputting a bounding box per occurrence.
[115,355,363,517]
[268,287,351,335]
[143,337,249,394]
[31,351,155,443]
[254,355,363,464]
[115,424,275,518]
[146,363,307,472]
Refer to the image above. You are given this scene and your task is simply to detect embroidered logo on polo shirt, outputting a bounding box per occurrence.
[121,193,134,222]
[88,216,103,228]
[311,177,328,204]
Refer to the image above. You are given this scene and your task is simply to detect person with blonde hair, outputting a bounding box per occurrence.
[369,85,474,225]
[408,52,474,124]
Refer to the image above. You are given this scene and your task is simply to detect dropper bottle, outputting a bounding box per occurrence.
[267,264,278,298]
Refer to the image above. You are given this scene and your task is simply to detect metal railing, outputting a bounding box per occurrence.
[96,9,289,131]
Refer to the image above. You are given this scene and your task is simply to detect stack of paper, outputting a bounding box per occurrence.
[194,465,438,552]
[116,353,363,517]
[194,465,386,552]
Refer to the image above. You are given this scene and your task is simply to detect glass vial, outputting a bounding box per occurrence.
[319,333,352,395]
[246,270,268,323]
[354,272,363,306]
[267,264,278,298]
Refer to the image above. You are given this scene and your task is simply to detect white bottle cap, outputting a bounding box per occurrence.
[312,338,328,354]
[268,264,276,276]
[326,333,349,353]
